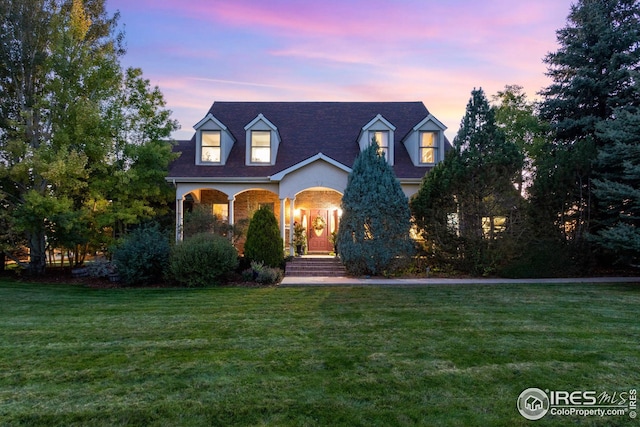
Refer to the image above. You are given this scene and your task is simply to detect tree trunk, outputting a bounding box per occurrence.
[27,231,47,276]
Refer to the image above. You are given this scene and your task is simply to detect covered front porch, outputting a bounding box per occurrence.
[175,186,343,256]
[173,153,352,256]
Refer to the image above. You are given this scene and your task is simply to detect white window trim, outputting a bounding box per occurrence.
[419,131,439,165]
[369,130,391,162]
[250,130,272,164]
[200,130,222,164]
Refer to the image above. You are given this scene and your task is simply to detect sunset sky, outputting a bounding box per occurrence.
[105,0,575,141]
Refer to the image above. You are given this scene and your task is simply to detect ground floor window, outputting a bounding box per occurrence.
[213,203,228,221]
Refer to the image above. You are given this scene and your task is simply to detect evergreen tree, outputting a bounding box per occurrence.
[534,0,640,244]
[591,106,640,265]
[410,152,460,267]
[337,140,414,276]
[412,88,524,274]
[244,205,283,268]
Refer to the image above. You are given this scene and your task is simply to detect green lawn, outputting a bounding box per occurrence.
[0,280,638,426]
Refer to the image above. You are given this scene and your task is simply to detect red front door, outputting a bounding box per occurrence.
[307,209,331,253]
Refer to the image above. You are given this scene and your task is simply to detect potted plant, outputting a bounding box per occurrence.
[293,222,306,256]
[330,230,338,255]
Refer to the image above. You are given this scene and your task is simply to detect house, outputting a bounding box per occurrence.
[167,101,449,255]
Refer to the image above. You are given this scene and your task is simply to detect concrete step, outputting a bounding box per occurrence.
[286,256,347,277]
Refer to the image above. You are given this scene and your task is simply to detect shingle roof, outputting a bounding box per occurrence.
[168,101,447,180]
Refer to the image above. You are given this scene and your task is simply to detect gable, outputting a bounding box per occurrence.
[273,154,351,198]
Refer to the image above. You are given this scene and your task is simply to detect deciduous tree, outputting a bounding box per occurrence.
[0,0,178,274]
[492,84,548,195]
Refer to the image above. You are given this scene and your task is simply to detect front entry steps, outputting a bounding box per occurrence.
[285,255,347,277]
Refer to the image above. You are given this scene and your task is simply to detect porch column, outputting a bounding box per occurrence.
[175,196,184,242]
[289,197,296,256]
[228,196,235,241]
[280,198,287,254]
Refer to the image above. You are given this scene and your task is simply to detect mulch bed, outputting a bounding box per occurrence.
[0,268,267,289]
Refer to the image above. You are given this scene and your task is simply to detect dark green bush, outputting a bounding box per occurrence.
[498,240,589,278]
[241,261,283,285]
[112,224,171,286]
[169,233,238,287]
[244,206,283,268]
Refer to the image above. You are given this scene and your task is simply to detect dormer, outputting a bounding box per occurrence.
[244,113,281,165]
[358,114,396,165]
[194,113,235,165]
[402,114,447,167]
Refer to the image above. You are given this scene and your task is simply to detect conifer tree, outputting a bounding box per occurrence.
[591,107,640,265]
[534,0,640,244]
[244,205,283,268]
[412,88,523,274]
[337,140,414,275]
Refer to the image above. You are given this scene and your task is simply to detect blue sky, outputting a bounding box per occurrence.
[105,0,574,141]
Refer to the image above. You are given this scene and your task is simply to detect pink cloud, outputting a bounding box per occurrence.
[106,0,574,141]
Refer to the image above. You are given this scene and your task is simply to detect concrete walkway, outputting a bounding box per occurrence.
[280,275,640,287]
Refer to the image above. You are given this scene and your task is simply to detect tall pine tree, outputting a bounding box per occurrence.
[592,106,640,265]
[534,0,640,245]
[338,140,414,276]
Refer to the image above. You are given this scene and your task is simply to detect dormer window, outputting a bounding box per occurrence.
[359,114,396,165]
[403,114,447,167]
[201,130,221,163]
[194,113,235,165]
[369,130,390,161]
[244,113,280,165]
[251,130,271,164]
[420,131,438,164]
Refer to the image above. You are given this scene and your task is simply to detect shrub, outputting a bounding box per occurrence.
[256,266,283,284]
[169,233,238,287]
[85,260,115,279]
[112,224,171,286]
[183,204,233,239]
[242,261,283,285]
[244,206,283,268]
[498,240,588,278]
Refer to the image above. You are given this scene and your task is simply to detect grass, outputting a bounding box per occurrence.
[0,280,638,426]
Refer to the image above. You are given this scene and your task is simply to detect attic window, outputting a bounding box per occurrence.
[201,130,221,163]
[369,130,389,161]
[251,130,271,163]
[420,131,438,164]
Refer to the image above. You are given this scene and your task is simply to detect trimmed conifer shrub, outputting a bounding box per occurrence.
[337,140,415,275]
[244,206,283,268]
[168,233,238,287]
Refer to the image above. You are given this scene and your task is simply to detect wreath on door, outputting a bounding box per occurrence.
[312,215,326,236]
